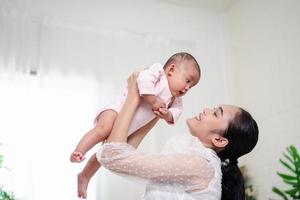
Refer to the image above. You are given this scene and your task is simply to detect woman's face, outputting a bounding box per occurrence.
[186,105,240,147]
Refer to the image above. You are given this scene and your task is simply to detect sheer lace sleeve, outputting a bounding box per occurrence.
[97,142,215,191]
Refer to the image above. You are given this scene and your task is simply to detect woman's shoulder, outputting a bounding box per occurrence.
[162,134,205,154]
[164,134,221,162]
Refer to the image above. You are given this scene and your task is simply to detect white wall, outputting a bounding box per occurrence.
[3,0,300,199]
[0,1,231,199]
[228,0,300,199]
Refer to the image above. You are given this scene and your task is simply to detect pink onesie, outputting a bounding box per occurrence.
[97,63,183,135]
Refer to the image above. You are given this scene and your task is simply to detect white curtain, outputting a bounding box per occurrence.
[0,6,41,74]
[0,6,105,200]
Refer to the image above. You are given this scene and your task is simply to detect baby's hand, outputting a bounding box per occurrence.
[151,97,166,111]
[142,95,166,111]
[153,107,174,123]
[70,150,85,163]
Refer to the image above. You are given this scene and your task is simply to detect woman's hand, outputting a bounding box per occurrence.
[127,72,140,103]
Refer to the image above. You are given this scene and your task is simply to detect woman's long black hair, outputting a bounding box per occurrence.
[217,108,259,200]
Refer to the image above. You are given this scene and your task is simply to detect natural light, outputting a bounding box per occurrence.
[0,70,103,200]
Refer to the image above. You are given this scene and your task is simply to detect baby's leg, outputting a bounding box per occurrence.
[71,110,117,163]
[77,153,100,199]
[76,110,117,198]
[77,118,159,198]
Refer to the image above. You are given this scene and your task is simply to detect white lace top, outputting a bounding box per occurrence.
[97,134,222,200]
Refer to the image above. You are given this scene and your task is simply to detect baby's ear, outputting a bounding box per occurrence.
[166,64,175,76]
[211,135,228,148]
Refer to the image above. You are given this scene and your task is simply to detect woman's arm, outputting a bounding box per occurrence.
[106,72,140,143]
[127,117,159,148]
[98,145,214,191]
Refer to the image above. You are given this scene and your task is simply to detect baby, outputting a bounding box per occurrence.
[70,52,201,198]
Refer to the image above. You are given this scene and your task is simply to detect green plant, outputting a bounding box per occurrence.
[240,165,257,200]
[272,145,300,200]
[0,145,15,200]
[0,188,15,200]
[0,143,3,168]
[0,154,3,167]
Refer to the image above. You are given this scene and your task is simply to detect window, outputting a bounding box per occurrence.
[0,70,102,199]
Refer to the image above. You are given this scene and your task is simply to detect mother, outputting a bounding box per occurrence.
[97,73,259,200]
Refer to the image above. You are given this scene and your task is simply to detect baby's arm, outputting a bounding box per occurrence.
[142,95,166,111]
[154,97,183,124]
[153,107,173,124]
[167,97,183,124]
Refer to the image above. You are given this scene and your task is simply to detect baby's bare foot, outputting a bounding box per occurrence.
[77,172,90,199]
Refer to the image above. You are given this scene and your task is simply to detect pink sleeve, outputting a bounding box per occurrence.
[168,97,183,124]
[137,63,164,95]
[97,142,214,192]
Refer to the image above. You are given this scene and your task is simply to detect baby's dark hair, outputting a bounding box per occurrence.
[217,108,259,200]
[163,52,201,76]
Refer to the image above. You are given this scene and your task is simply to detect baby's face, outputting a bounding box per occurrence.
[167,60,200,97]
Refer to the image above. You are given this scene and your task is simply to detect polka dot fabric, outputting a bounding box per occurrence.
[97,135,222,199]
